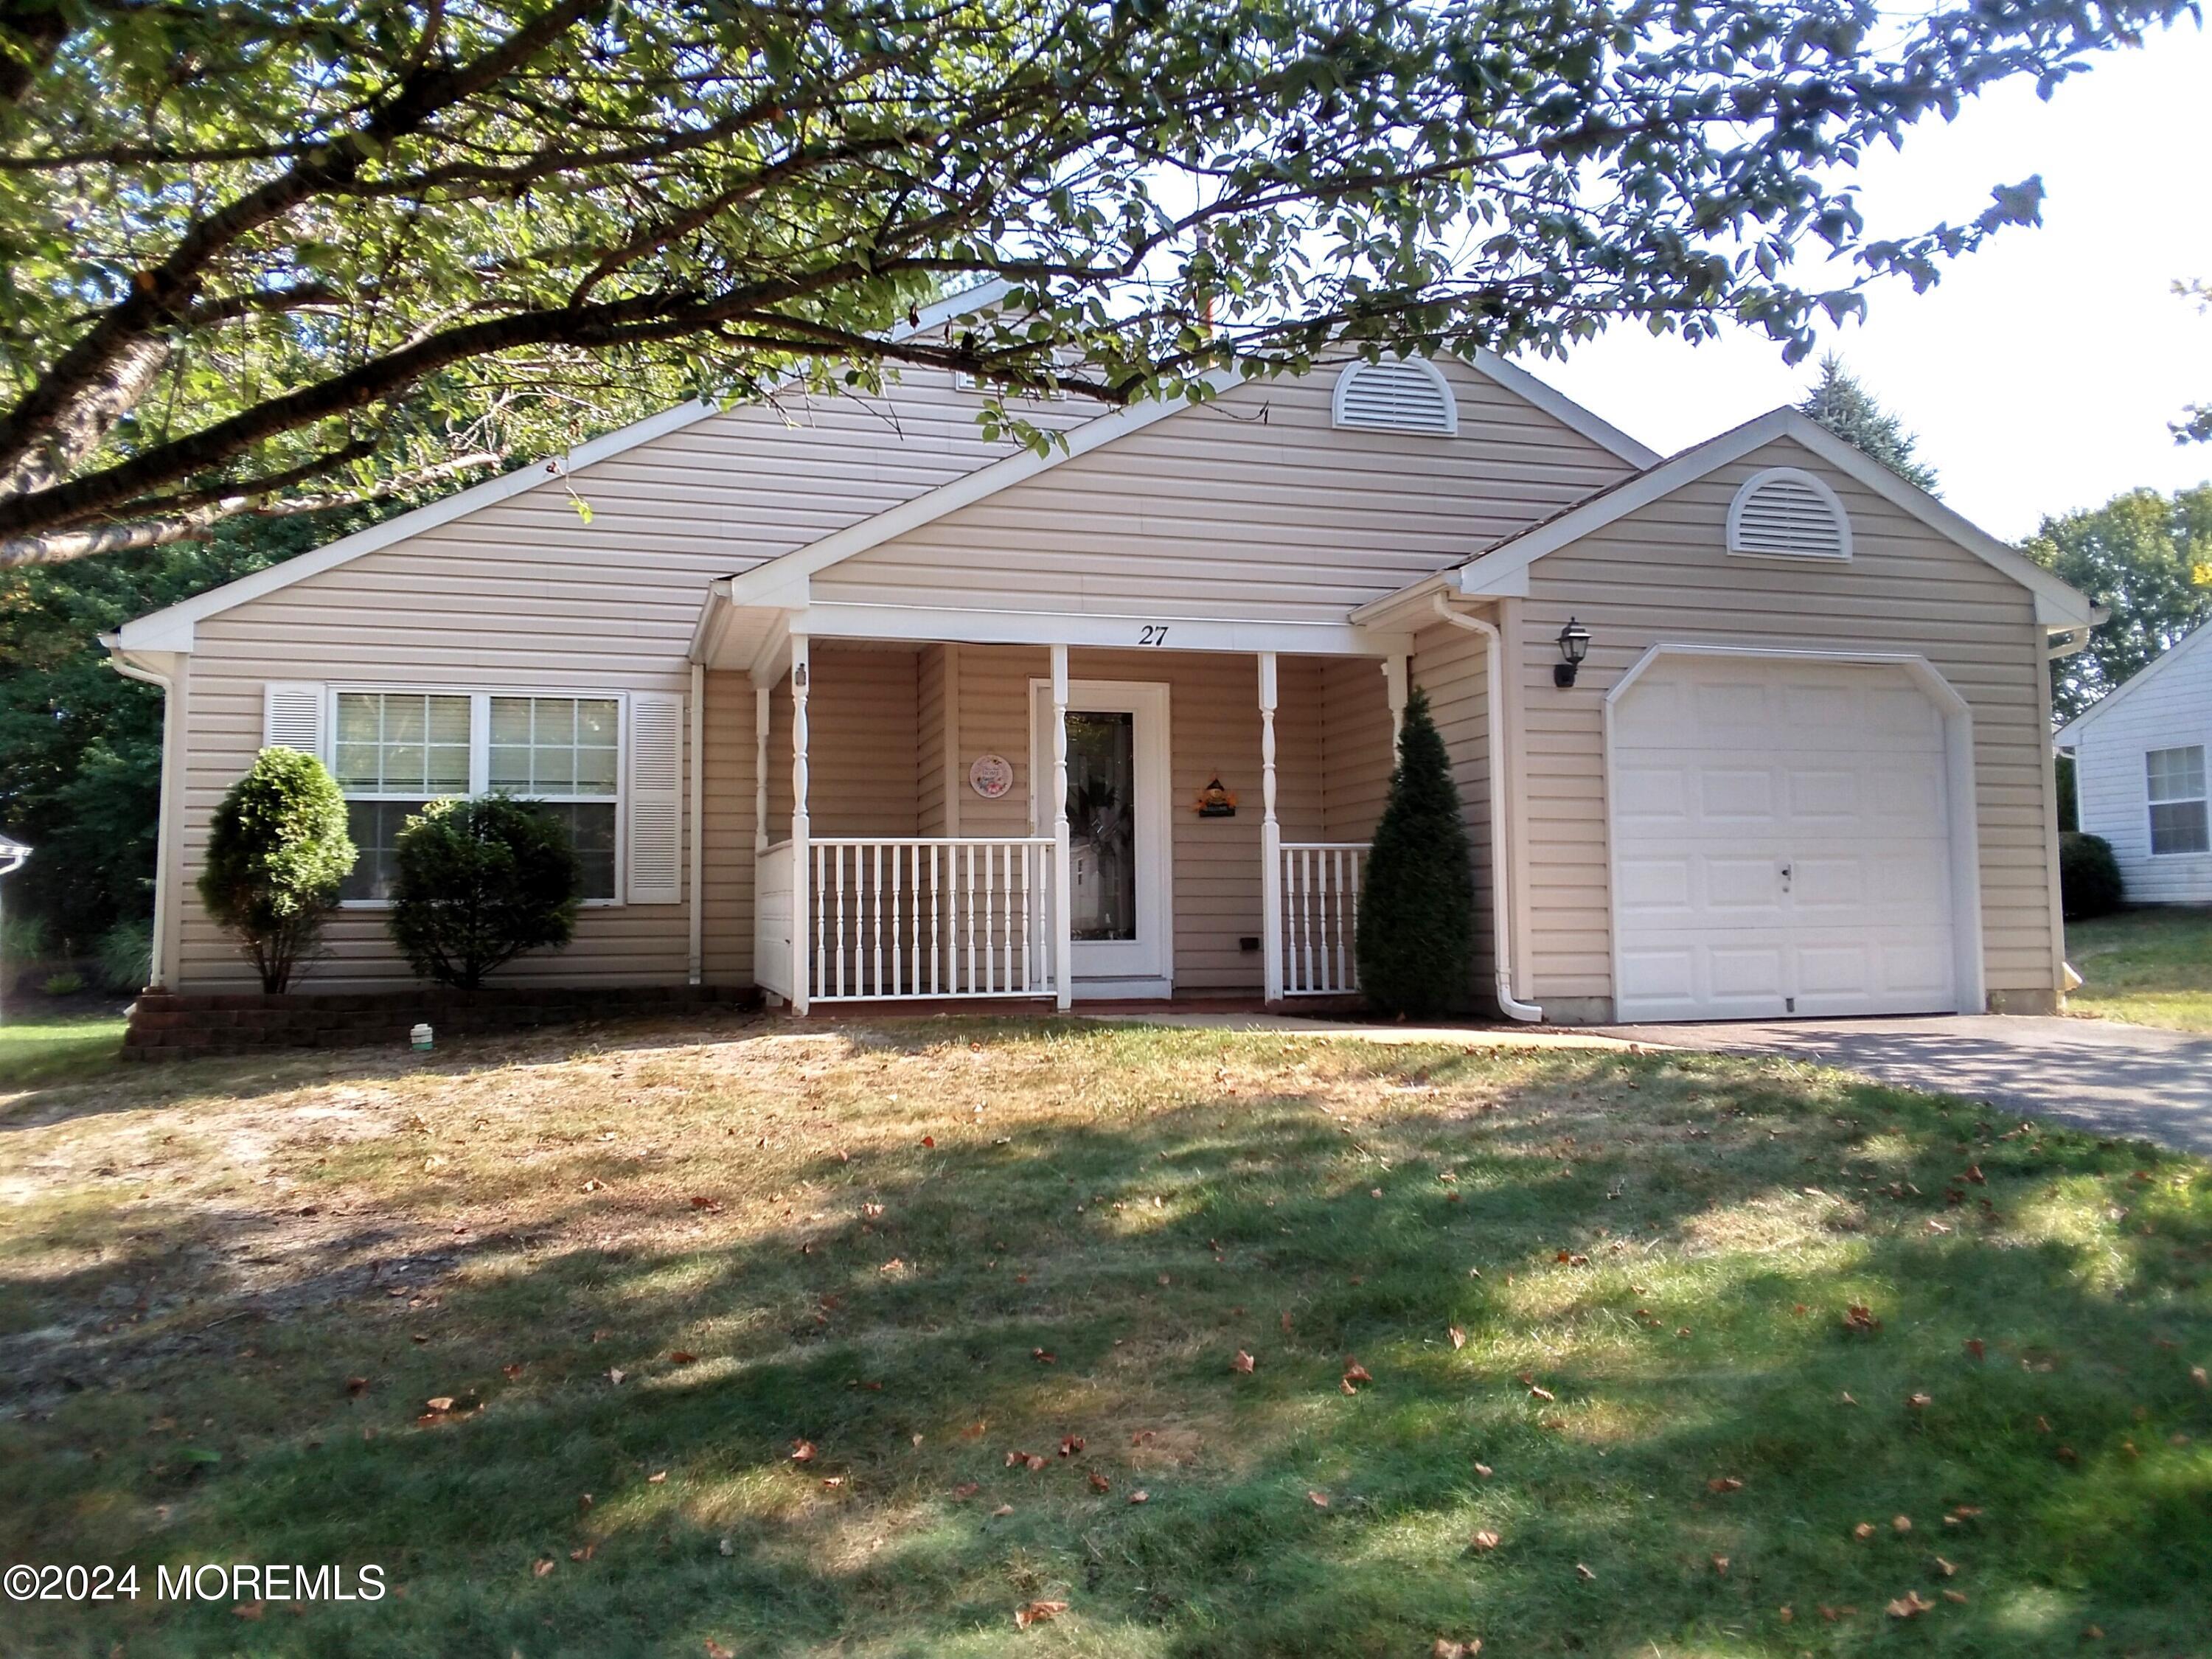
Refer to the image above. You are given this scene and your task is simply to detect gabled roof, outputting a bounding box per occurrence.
[1408,406,2096,628]
[114,279,1015,653]
[720,347,1659,607]
[2053,617,2212,748]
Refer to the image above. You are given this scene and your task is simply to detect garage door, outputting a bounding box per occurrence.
[1610,654,1958,1022]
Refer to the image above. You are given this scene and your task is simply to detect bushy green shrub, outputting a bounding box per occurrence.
[41,970,85,996]
[1354,686,1476,1018]
[2059,831,2124,920]
[198,748,356,992]
[388,796,581,989]
[97,917,153,993]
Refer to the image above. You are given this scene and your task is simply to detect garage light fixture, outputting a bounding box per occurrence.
[1554,618,1590,687]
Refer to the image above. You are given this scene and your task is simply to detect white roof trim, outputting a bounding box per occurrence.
[2053,616,2212,747]
[722,366,1244,606]
[1458,348,1660,468]
[114,279,1015,652]
[1446,407,2096,627]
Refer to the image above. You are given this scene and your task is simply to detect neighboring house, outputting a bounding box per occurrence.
[2053,623,2212,903]
[106,284,2098,1023]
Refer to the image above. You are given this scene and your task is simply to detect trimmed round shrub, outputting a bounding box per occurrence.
[2059,831,2124,920]
[388,796,581,989]
[197,748,356,992]
[1355,686,1476,1018]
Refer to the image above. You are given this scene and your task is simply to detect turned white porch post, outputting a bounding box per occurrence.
[1050,644,1073,1010]
[753,686,771,856]
[1384,653,1409,734]
[1258,653,1283,1003]
[790,636,812,1015]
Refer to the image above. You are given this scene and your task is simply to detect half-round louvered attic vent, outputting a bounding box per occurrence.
[1725,467,1852,561]
[1331,358,1458,436]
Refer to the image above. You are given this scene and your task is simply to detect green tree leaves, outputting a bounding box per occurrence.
[2028,486,2212,724]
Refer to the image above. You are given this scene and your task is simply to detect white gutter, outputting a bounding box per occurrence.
[1427,595,1543,1023]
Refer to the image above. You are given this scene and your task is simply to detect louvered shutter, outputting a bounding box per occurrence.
[625,693,684,904]
[1728,471,1851,560]
[262,682,326,756]
[1332,361,1457,434]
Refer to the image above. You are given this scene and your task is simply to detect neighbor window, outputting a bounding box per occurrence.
[332,690,622,902]
[2146,744,2210,856]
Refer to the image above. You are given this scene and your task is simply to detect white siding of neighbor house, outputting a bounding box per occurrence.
[2065,627,2212,903]
[811,355,1636,622]
[175,374,1085,991]
[1505,434,2067,1018]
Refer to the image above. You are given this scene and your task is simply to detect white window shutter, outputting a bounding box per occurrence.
[625,693,684,904]
[262,682,326,756]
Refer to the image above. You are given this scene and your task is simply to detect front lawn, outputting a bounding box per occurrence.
[0,1012,128,1091]
[3,1018,2208,1657]
[2066,906,2212,1033]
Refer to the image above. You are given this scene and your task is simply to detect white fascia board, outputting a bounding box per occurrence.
[2052,616,2212,746]
[793,599,1410,658]
[1458,348,1661,468]
[723,367,1244,606]
[112,279,1018,653]
[1453,408,2098,627]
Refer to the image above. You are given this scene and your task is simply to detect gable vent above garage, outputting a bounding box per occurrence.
[1727,467,1852,561]
[1332,358,1458,436]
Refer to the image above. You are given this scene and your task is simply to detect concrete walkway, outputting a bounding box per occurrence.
[1599,1014,2212,1153]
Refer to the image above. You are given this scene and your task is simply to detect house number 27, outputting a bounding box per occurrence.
[1138,624,1170,646]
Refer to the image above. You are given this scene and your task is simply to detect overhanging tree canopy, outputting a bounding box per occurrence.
[0,0,2186,565]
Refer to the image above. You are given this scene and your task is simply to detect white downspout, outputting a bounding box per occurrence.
[102,638,179,992]
[686,661,705,987]
[1428,595,1543,1023]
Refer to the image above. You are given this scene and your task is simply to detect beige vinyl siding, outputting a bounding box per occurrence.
[175,373,1054,991]
[1513,434,2063,1017]
[1409,621,1498,1004]
[917,644,949,838]
[813,357,1635,622]
[1320,658,1394,842]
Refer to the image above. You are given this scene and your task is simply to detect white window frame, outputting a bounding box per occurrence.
[324,684,629,908]
[2145,742,2211,858]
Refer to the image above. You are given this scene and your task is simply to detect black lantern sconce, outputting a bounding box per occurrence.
[1553,616,1590,687]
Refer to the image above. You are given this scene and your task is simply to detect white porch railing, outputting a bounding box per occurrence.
[1278,841,1366,996]
[754,841,796,1001]
[806,838,1057,1001]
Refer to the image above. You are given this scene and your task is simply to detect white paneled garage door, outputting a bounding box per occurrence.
[1610,654,1958,1022]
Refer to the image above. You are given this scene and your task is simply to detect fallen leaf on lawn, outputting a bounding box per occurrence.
[2193,1366,2208,1389]
[1024,1454,1046,1472]
[1843,1304,1880,1334]
[953,1482,981,1499]
[1778,1606,1794,1624]
[962,1420,988,1439]
[582,1179,605,1193]
[1013,1599,1068,1630]
[1574,1563,1596,1582]
[2084,1624,2104,1638]
[706,1642,736,1659]
[232,1602,265,1621]
[790,1440,816,1463]
[1231,1350,1256,1374]
[532,1559,555,1578]
[1965,1338,1986,1361]
[1712,1555,1730,1574]
[1128,1489,1149,1504]
[669,1351,698,1365]
[1707,1475,1744,1493]
[579,1493,594,1511]
[425,1397,454,1413]
[1033,1349,1057,1365]
[1005,1450,1027,1467]
[1088,1470,1111,1493]
[345,1377,369,1397]
[688,1195,720,1211]
[1944,1589,1968,1604]
[501,1364,524,1380]
[1527,1385,1556,1402]
[1933,1556,1957,1576]
[821,1476,844,1488]
[1059,1435,1085,1456]
[1343,1361,1372,1385]
[1470,1529,1500,1552]
[1854,1523,1877,1540]
[648,1471,667,1484]
[1473,1462,1493,1478]
[921,1135,935,1148]
[1886,1591,1935,1619]
[991,1503,1014,1517]
[1307,1490,1330,1508]
[1432,1641,1481,1658]
[569,1543,596,1562]
[2056,1444,2079,1463]
[1893,1515,1913,1533]
[1279,1310,1294,1335]
[1449,1326,1467,1350]
[1907,1392,1933,1410]
[608,1368,625,1385]
[1840,1392,1857,1406]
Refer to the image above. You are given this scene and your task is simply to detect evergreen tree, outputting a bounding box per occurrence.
[1355,688,1476,1018]
[1798,356,1940,493]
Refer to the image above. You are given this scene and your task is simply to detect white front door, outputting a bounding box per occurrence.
[1031,680,1173,998]
[1610,654,1959,1022]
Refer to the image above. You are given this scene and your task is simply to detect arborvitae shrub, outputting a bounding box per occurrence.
[388,795,581,989]
[1355,686,1476,1018]
[196,748,355,992]
[2059,831,2124,920]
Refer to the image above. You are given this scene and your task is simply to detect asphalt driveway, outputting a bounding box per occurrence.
[1603,1014,2212,1153]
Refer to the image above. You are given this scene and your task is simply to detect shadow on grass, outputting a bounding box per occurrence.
[2,1033,2209,1658]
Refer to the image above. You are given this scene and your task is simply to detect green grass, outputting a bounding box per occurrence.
[1,1018,2209,1657]
[2066,906,2212,1032]
[0,1012,127,1090]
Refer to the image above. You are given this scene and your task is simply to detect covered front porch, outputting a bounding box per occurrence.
[692,602,1414,1012]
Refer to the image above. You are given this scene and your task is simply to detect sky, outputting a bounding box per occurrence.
[1521,18,2212,543]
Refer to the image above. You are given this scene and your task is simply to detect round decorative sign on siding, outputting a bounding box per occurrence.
[968,753,1015,799]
